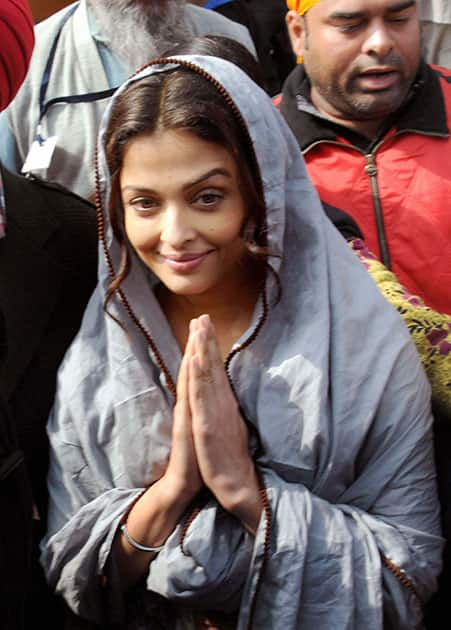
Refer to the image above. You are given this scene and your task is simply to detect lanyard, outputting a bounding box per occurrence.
[204,0,235,8]
[37,2,116,136]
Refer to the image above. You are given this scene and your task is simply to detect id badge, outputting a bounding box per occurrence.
[22,134,58,174]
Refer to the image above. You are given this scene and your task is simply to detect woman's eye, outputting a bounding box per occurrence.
[195,191,224,207]
[130,197,157,212]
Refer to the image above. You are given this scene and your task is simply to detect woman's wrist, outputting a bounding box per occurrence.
[216,464,262,535]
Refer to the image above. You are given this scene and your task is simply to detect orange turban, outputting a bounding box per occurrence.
[0,0,35,111]
[286,0,321,15]
[287,0,322,62]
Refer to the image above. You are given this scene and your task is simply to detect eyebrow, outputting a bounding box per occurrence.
[329,0,416,20]
[121,168,232,195]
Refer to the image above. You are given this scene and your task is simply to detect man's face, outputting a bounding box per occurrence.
[287,0,421,125]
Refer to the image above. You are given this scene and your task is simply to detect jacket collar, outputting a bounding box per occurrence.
[281,61,450,152]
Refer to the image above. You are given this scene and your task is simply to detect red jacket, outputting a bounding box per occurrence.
[281,62,451,314]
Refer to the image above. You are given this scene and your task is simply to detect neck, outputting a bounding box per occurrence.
[310,87,386,139]
[158,264,265,359]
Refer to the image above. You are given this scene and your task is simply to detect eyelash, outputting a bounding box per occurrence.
[194,191,224,208]
[129,198,157,213]
[338,15,410,32]
[127,190,225,214]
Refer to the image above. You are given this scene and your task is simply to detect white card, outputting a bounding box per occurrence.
[21,136,58,173]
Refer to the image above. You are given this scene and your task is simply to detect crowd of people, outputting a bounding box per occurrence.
[0,1,450,629]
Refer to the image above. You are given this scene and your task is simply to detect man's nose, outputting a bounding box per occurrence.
[361,21,394,59]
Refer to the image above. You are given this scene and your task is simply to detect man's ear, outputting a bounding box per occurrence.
[286,10,306,59]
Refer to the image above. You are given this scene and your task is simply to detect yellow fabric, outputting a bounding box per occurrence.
[350,240,451,417]
[286,0,321,16]
[287,0,322,63]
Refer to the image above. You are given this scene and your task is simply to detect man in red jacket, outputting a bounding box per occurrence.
[281,0,451,315]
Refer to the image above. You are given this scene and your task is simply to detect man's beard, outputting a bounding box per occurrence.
[89,0,190,74]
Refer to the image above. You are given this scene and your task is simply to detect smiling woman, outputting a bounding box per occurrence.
[40,54,442,630]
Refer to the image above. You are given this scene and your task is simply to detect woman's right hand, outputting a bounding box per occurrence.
[115,329,203,587]
[163,322,203,501]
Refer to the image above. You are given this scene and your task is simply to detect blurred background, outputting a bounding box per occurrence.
[28,0,72,22]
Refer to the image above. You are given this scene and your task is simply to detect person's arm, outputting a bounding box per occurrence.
[112,332,203,587]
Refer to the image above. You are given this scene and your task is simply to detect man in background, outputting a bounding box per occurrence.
[0,0,256,199]
[281,0,451,315]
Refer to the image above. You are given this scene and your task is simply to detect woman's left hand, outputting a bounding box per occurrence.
[187,315,262,534]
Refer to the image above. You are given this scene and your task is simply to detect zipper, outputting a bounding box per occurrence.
[303,127,448,271]
[364,153,391,268]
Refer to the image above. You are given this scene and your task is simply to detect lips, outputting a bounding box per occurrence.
[160,250,213,273]
[356,68,399,91]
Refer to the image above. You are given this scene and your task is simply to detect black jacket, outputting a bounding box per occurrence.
[212,0,295,95]
[0,165,98,629]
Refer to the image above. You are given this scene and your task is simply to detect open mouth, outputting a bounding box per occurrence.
[356,70,399,91]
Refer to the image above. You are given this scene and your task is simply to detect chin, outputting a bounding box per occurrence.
[164,280,211,297]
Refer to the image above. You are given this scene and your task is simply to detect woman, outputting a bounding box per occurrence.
[41,56,443,629]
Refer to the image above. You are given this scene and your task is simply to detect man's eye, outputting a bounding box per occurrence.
[388,15,410,24]
[338,21,363,33]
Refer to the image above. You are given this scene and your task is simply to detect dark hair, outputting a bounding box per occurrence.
[162,35,267,91]
[102,62,268,305]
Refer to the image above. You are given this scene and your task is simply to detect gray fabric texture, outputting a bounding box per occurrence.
[41,56,443,629]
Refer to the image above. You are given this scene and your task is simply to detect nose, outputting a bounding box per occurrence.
[160,204,196,248]
[361,21,394,59]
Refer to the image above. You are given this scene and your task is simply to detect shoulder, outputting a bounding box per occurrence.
[3,3,84,112]
[34,2,80,39]
[2,167,97,271]
[184,4,256,54]
[3,168,95,223]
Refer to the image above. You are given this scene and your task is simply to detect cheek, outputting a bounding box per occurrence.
[125,215,159,252]
[203,217,244,246]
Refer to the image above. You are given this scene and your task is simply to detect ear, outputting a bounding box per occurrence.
[286,10,306,59]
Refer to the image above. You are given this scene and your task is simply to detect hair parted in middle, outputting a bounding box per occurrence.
[102,62,271,305]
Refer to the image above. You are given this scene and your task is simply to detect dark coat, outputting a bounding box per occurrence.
[0,308,33,630]
[0,165,98,629]
[211,0,295,95]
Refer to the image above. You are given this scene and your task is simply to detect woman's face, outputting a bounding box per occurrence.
[121,128,250,298]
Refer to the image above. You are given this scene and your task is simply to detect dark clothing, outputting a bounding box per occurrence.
[0,165,98,629]
[0,309,33,630]
[210,0,295,95]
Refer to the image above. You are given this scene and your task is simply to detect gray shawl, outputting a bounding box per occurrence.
[41,57,443,629]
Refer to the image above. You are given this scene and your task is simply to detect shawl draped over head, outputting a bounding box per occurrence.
[0,0,34,111]
[41,56,443,629]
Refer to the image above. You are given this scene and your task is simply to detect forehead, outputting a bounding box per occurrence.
[313,0,417,16]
